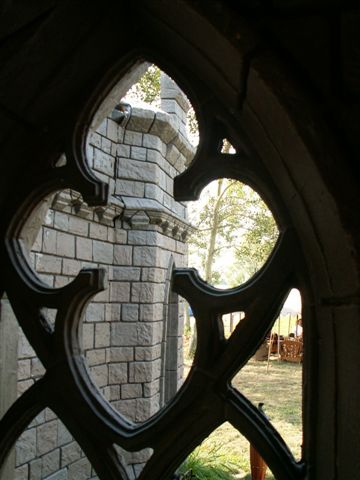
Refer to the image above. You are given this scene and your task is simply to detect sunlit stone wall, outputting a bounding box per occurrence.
[14,73,194,480]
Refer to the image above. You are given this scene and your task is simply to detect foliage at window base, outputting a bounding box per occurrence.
[177,445,239,480]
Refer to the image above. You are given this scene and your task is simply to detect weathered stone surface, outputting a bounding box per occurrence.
[131,282,165,303]
[93,240,113,264]
[113,245,132,265]
[68,216,89,236]
[44,467,68,479]
[89,364,108,388]
[133,246,158,267]
[43,228,57,254]
[115,179,145,197]
[112,266,141,281]
[85,303,105,323]
[14,464,28,480]
[121,383,143,399]
[37,420,58,456]
[131,146,147,161]
[61,442,82,467]
[75,237,92,261]
[107,119,119,142]
[89,223,108,241]
[67,457,91,480]
[129,359,161,383]
[117,157,157,183]
[41,449,60,478]
[57,422,72,447]
[95,323,110,348]
[85,349,106,366]
[62,258,81,276]
[108,363,128,384]
[135,344,162,361]
[107,347,134,362]
[139,303,164,322]
[127,107,155,133]
[124,130,142,147]
[109,282,131,302]
[93,148,115,177]
[36,254,62,274]
[122,304,139,322]
[16,428,37,465]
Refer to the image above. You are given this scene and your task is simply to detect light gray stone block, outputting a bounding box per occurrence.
[62,258,81,276]
[124,130,142,146]
[131,282,165,304]
[101,137,112,154]
[16,428,37,465]
[89,223,108,241]
[29,457,42,479]
[93,240,113,264]
[67,457,91,480]
[135,344,162,361]
[57,422,72,447]
[160,73,191,113]
[89,364,108,388]
[142,134,163,153]
[18,359,31,380]
[54,212,69,231]
[117,144,130,157]
[42,449,60,478]
[143,379,160,398]
[108,363,127,384]
[107,119,119,142]
[85,349,106,366]
[149,111,177,144]
[117,157,157,183]
[107,346,134,362]
[68,216,89,236]
[133,246,158,267]
[37,420,58,456]
[122,304,139,322]
[111,323,138,346]
[110,282,130,303]
[112,399,136,422]
[82,324,94,350]
[121,383,142,399]
[44,468,68,479]
[139,303,164,322]
[43,228,57,254]
[76,237,92,261]
[56,232,75,258]
[112,266,141,281]
[95,323,110,348]
[93,148,115,177]
[115,179,145,197]
[127,107,155,133]
[61,442,82,467]
[85,303,105,323]
[113,245,132,265]
[131,146,147,161]
[14,464,28,480]
[36,254,62,274]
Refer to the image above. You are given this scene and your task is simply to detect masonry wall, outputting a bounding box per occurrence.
[13,74,194,480]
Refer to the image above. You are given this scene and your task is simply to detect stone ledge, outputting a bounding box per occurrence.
[120,195,191,240]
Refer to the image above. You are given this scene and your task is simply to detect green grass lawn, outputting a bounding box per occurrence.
[180,359,302,479]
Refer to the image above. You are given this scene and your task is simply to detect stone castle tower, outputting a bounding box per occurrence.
[4,73,194,480]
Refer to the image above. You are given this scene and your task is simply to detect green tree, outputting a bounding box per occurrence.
[188,178,278,287]
[126,64,161,105]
